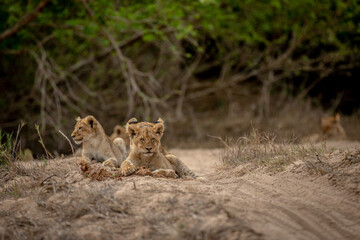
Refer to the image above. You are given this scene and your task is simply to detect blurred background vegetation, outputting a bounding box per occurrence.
[0,0,359,156]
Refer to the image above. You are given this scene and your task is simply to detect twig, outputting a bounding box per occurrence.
[207,135,231,149]
[58,130,75,156]
[52,182,56,193]
[40,174,68,185]
[35,124,54,159]
[40,174,58,185]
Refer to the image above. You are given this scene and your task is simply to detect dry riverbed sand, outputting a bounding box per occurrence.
[0,141,359,239]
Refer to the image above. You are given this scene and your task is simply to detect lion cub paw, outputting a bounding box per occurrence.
[120,160,136,176]
[152,169,178,178]
[103,158,118,168]
[77,156,91,165]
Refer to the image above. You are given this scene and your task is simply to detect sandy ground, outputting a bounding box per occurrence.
[0,142,360,240]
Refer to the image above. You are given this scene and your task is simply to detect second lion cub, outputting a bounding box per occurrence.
[120,118,197,178]
[72,115,127,167]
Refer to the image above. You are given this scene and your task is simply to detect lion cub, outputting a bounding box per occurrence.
[321,113,346,140]
[71,116,127,167]
[120,118,197,178]
[110,125,130,149]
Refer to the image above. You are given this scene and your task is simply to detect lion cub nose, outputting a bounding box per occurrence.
[146,147,152,151]
[72,134,75,138]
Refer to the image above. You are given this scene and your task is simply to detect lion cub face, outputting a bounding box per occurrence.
[126,118,164,156]
[71,116,97,144]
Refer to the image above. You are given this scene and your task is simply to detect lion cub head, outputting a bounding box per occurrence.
[126,118,164,156]
[71,116,98,144]
[321,113,346,140]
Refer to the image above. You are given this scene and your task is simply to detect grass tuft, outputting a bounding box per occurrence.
[0,121,26,166]
[0,130,14,166]
[220,128,327,173]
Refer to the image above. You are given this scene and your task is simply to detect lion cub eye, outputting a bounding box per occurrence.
[140,138,145,143]
[78,127,82,130]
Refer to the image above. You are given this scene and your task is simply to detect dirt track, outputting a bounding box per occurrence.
[0,142,360,240]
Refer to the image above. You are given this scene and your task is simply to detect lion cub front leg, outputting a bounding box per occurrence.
[113,137,127,160]
[152,169,178,178]
[120,159,136,176]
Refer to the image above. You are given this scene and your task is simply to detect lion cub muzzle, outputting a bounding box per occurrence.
[71,132,83,144]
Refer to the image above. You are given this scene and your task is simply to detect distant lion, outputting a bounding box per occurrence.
[321,113,346,140]
[71,116,127,167]
[120,118,197,178]
[301,113,347,143]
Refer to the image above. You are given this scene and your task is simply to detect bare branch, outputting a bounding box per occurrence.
[175,53,202,119]
[58,130,75,156]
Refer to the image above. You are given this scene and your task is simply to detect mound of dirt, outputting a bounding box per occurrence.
[0,143,360,240]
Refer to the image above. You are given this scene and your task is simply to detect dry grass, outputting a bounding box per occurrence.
[220,128,328,173]
[220,129,360,196]
[0,122,26,166]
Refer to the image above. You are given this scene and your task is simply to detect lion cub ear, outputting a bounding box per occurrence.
[76,116,81,122]
[154,118,165,137]
[127,118,138,125]
[117,128,122,135]
[154,118,164,124]
[126,118,138,138]
[86,115,97,128]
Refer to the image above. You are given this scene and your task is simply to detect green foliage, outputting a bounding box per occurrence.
[1,0,358,68]
[0,0,359,153]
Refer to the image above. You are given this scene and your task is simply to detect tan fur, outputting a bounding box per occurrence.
[110,125,130,149]
[301,114,347,143]
[71,116,127,167]
[120,118,196,178]
[321,114,346,140]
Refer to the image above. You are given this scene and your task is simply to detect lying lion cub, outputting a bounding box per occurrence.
[301,113,347,143]
[321,113,346,140]
[120,118,197,178]
[71,116,127,167]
